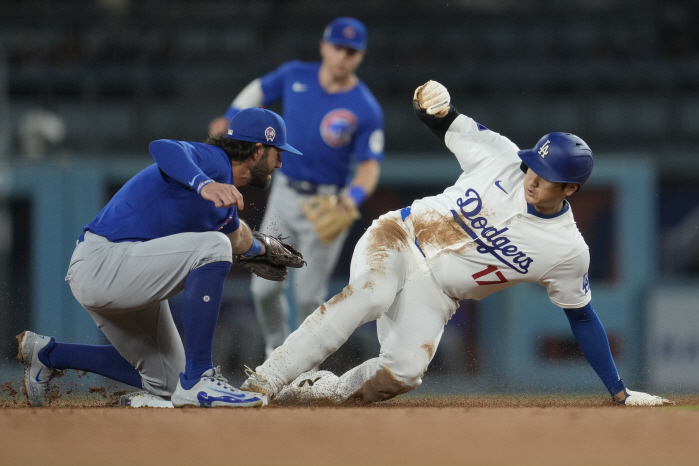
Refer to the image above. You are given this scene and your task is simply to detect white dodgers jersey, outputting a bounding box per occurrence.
[407,115,592,308]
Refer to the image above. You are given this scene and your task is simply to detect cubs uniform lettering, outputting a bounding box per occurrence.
[239,81,672,408]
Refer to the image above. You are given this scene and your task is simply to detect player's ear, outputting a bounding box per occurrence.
[564,183,579,196]
[252,143,265,161]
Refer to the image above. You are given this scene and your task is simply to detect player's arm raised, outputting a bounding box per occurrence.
[413,80,519,171]
[412,80,458,140]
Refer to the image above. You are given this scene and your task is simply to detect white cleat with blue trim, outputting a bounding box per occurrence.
[171,367,267,408]
[16,331,57,407]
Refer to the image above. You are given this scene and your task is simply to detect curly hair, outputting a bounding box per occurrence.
[204,134,267,162]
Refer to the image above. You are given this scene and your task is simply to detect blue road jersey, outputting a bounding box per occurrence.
[260,61,384,186]
[85,141,240,242]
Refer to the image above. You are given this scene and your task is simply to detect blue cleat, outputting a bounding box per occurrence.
[171,367,267,408]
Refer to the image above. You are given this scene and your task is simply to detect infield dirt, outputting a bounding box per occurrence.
[2,393,699,465]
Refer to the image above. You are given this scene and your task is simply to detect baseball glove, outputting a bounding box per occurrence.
[235,232,305,281]
[301,194,360,245]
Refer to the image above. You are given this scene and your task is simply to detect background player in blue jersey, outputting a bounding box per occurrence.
[17,108,302,408]
[209,17,385,357]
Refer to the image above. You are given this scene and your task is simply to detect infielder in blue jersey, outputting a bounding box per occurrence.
[17,108,302,408]
[209,17,385,357]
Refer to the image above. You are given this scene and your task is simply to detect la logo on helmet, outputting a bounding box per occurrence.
[265,127,276,142]
[538,140,551,158]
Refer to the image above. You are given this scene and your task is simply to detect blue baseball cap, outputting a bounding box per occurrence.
[226,108,302,155]
[322,17,367,51]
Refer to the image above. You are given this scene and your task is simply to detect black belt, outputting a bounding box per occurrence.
[287,178,340,195]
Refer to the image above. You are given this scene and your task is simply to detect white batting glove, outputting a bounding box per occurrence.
[414,80,450,117]
[618,389,673,406]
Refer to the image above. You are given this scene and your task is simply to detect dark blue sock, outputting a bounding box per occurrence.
[565,303,626,396]
[180,261,231,390]
[39,339,142,388]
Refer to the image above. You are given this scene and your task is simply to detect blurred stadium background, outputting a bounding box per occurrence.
[1,0,698,396]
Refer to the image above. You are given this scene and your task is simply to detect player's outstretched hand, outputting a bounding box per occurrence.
[413,80,450,117]
[616,389,674,406]
[199,182,244,210]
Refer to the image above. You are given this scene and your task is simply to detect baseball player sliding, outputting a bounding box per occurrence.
[241,81,672,407]
[209,17,384,358]
[17,108,304,408]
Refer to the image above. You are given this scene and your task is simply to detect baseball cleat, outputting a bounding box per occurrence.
[171,367,266,408]
[119,390,174,408]
[240,365,284,400]
[617,389,674,407]
[16,331,57,407]
[275,369,336,405]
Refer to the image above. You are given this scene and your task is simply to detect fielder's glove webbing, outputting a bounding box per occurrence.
[235,232,305,281]
[301,194,360,245]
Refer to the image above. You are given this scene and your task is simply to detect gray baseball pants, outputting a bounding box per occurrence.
[251,172,349,355]
[65,230,232,396]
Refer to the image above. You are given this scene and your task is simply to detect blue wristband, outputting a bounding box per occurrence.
[196,179,214,194]
[241,238,262,258]
[348,185,367,206]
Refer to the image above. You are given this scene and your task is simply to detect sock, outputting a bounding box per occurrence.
[39,339,142,388]
[180,261,231,390]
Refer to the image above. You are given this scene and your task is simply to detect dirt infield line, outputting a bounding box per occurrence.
[2,404,699,466]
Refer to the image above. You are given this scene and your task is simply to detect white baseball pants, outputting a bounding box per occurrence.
[257,210,458,403]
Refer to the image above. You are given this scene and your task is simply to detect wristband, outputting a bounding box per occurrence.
[196,179,214,194]
[241,238,262,258]
[347,185,367,206]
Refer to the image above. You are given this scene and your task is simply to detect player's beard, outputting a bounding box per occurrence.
[247,147,273,189]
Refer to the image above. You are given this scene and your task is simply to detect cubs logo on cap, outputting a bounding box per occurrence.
[226,108,302,155]
[323,17,367,51]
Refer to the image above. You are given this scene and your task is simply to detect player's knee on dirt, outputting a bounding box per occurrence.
[354,364,415,403]
[381,350,428,391]
[141,376,177,398]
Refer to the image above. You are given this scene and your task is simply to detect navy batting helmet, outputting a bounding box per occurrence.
[517,132,593,188]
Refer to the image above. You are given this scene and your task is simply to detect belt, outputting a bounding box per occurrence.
[400,207,425,257]
[287,178,341,196]
[76,232,85,245]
